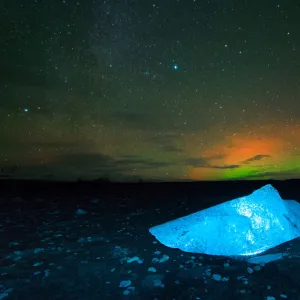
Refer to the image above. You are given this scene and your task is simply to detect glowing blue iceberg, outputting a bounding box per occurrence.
[149,184,300,256]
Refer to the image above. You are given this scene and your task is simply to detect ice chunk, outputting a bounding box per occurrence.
[75,208,87,215]
[119,280,131,288]
[212,274,222,281]
[246,253,283,264]
[149,184,300,256]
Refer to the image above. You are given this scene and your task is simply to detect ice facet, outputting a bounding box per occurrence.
[149,184,300,256]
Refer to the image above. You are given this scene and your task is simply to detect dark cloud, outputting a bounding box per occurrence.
[183,154,271,170]
[210,164,240,169]
[240,169,300,180]
[31,141,96,152]
[6,152,173,180]
[110,117,184,153]
[184,156,240,169]
[115,155,172,170]
[116,154,150,165]
[161,144,183,153]
[0,165,18,178]
[0,138,96,155]
[0,174,10,178]
[3,153,121,180]
[57,153,118,170]
[242,155,271,164]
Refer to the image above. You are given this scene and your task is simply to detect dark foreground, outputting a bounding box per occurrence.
[1,179,300,300]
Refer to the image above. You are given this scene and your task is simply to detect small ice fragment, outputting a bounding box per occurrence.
[119,280,131,288]
[247,253,283,264]
[33,271,41,276]
[9,242,19,246]
[247,267,254,273]
[124,286,135,295]
[159,254,169,263]
[153,279,164,288]
[33,248,43,254]
[75,208,87,215]
[0,293,9,300]
[280,295,287,299]
[148,267,156,272]
[127,256,143,264]
[212,274,222,281]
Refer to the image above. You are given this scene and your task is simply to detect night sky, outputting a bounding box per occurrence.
[1,0,300,181]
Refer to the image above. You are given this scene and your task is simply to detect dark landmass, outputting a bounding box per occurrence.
[0,178,299,202]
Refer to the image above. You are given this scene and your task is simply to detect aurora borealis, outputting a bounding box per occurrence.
[1,0,300,181]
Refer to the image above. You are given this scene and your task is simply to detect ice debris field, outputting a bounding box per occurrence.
[1,183,300,299]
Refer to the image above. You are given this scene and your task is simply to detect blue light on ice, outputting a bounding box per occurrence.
[149,184,300,257]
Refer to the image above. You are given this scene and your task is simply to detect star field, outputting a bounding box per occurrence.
[1,0,300,181]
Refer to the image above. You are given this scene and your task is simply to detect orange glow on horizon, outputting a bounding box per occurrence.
[186,122,300,181]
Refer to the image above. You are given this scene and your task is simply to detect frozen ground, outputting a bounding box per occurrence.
[1,180,300,300]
